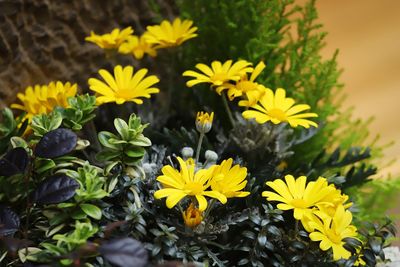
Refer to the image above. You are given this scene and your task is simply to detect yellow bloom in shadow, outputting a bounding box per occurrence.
[308,205,358,261]
[217,61,267,106]
[210,158,250,198]
[262,175,335,220]
[85,27,133,49]
[88,65,160,105]
[242,88,318,128]
[154,157,227,211]
[182,203,203,228]
[183,60,253,88]
[144,18,197,48]
[118,35,157,59]
[11,81,77,121]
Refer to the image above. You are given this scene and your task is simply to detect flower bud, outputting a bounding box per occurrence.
[182,203,203,228]
[181,147,194,159]
[205,150,218,162]
[195,111,214,133]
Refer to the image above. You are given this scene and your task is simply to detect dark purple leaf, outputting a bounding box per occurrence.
[0,147,29,177]
[99,238,148,267]
[32,174,79,204]
[0,206,20,236]
[34,128,77,158]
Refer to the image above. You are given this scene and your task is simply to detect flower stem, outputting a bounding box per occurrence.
[222,93,235,127]
[195,132,205,164]
[204,199,216,219]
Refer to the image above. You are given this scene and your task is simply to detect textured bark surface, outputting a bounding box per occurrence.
[0,0,175,107]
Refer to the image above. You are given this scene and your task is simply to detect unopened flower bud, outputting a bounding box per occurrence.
[195,111,214,133]
[205,150,218,162]
[182,203,203,228]
[181,147,194,159]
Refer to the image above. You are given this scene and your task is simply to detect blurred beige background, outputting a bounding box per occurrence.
[313,0,400,244]
[315,0,400,176]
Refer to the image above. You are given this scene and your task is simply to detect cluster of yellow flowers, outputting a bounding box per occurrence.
[154,156,249,227]
[183,59,318,129]
[153,112,362,263]
[263,175,363,263]
[11,81,77,121]
[86,18,198,59]
[8,16,369,264]
[12,18,197,119]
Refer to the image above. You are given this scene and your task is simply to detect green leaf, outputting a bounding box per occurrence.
[129,135,152,147]
[98,131,121,149]
[96,149,121,162]
[124,147,145,158]
[35,158,56,174]
[80,203,102,220]
[114,118,129,140]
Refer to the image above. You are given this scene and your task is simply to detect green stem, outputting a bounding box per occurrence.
[203,199,216,219]
[195,132,205,164]
[222,93,235,127]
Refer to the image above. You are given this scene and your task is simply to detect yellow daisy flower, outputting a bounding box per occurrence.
[262,175,336,220]
[216,61,267,105]
[195,111,214,133]
[308,205,358,261]
[118,35,157,59]
[11,81,77,121]
[210,158,250,198]
[154,157,227,211]
[316,187,352,218]
[183,60,253,88]
[144,18,198,48]
[85,27,134,49]
[88,65,160,105]
[242,88,318,128]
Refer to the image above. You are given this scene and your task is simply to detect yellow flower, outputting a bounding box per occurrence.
[88,65,160,105]
[210,158,250,198]
[11,81,77,121]
[262,175,335,220]
[216,61,267,105]
[118,35,157,59]
[154,157,227,211]
[196,111,214,133]
[183,60,253,87]
[85,27,134,49]
[144,18,197,48]
[316,187,352,218]
[242,88,318,128]
[308,205,358,261]
[182,203,203,228]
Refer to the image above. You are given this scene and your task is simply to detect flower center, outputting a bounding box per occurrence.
[237,81,257,92]
[268,108,287,121]
[115,89,133,99]
[211,73,229,85]
[290,199,308,208]
[184,182,204,195]
[327,230,342,244]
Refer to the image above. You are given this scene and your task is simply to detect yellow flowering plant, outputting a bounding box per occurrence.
[144,18,198,48]
[0,5,395,267]
[88,65,160,105]
[85,26,134,50]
